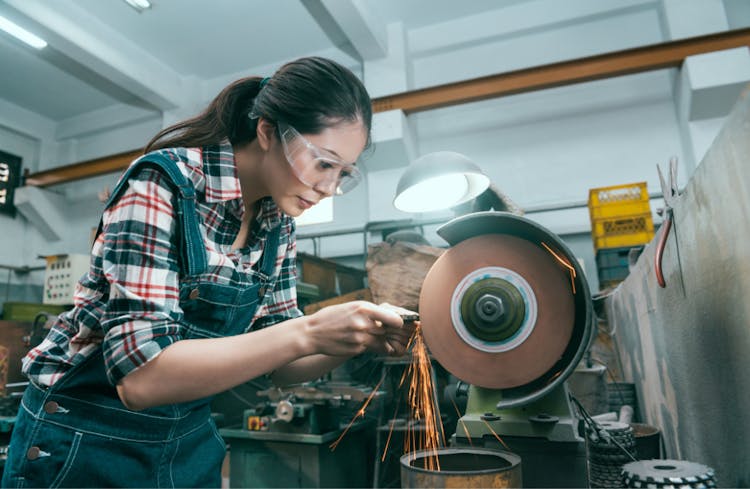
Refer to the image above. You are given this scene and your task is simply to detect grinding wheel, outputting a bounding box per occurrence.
[419,233,575,389]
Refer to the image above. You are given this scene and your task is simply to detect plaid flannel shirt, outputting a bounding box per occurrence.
[23,142,302,387]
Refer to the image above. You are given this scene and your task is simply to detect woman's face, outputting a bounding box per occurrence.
[265,120,368,217]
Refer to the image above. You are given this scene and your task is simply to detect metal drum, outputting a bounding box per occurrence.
[400,447,522,488]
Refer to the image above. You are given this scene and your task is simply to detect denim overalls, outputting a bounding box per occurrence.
[2,152,281,488]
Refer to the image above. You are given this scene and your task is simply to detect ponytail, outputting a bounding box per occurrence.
[144,77,264,153]
[144,57,372,154]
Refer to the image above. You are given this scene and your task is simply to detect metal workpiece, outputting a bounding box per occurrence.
[399,312,420,322]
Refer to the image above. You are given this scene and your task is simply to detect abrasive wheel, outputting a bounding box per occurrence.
[420,223,578,390]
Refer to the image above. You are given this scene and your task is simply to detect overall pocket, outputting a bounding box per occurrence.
[9,420,82,489]
[179,277,264,338]
[170,420,226,489]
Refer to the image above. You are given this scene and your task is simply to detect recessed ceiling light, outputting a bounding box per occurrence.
[123,0,152,12]
[0,15,47,49]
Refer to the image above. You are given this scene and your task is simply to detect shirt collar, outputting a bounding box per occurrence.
[256,197,282,232]
[199,140,283,231]
[200,140,243,203]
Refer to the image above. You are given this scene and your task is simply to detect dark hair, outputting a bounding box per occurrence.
[144,57,372,153]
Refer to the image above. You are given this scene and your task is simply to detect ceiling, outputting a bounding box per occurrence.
[1,0,746,150]
[0,0,517,122]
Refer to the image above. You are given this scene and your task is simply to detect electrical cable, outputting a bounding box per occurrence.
[590,357,630,415]
[227,380,268,408]
[570,393,637,463]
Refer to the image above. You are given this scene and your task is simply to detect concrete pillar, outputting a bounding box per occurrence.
[363,22,418,218]
[363,22,409,98]
[663,0,750,173]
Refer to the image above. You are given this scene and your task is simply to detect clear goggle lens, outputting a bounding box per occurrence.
[278,124,362,195]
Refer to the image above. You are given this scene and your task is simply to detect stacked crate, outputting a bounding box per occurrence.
[588,182,654,288]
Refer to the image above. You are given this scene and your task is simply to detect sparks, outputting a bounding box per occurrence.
[329,376,384,450]
[481,418,511,451]
[541,242,577,294]
[404,323,443,471]
[332,323,447,471]
[381,396,402,462]
[449,395,474,448]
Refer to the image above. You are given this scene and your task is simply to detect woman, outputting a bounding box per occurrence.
[2,57,413,488]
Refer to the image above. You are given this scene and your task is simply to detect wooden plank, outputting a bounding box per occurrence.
[297,252,366,299]
[365,241,444,312]
[24,149,142,187]
[0,321,32,387]
[371,27,750,113]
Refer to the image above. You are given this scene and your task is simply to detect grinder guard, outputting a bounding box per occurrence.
[420,211,594,410]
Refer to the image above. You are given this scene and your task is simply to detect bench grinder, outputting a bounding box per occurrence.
[419,211,594,488]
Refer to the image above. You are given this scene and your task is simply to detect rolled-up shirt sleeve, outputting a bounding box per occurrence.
[99,168,185,385]
[252,218,303,330]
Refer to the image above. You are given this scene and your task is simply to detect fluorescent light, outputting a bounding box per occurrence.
[123,0,152,12]
[0,15,47,49]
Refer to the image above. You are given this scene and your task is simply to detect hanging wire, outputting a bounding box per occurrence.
[589,357,628,413]
[569,393,637,463]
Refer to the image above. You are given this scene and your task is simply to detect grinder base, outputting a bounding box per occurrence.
[453,383,588,488]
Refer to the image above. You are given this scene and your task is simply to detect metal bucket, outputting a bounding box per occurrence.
[400,448,522,488]
[630,423,662,460]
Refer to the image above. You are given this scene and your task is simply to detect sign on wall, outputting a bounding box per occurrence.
[0,150,22,217]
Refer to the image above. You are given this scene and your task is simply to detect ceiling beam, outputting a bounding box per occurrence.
[302,0,387,60]
[23,28,750,188]
[24,149,142,187]
[300,0,361,61]
[372,27,750,113]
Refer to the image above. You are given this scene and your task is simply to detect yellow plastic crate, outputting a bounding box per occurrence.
[592,213,655,250]
[588,182,651,220]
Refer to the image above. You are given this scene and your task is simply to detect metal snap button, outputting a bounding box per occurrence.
[189,288,200,300]
[257,287,267,298]
[43,401,59,414]
[27,446,40,460]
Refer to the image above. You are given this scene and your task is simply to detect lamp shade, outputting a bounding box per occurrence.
[393,151,490,213]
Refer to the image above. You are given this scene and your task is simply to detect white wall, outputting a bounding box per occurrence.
[357,70,678,288]
[411,2,662,89]
[417,72,680,216]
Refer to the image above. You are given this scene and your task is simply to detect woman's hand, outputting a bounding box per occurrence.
[378,303,418,356]
[304,301,404,357]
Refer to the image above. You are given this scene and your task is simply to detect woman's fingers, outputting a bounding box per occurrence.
[310,301,420,357]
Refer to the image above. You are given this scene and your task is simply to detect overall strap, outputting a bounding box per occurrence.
[259,223,282,277]
[99,151,208,276]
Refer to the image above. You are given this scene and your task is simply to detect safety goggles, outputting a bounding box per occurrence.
[278,123,362,195]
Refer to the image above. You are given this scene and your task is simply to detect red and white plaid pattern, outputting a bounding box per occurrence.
[24,142,302,387]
